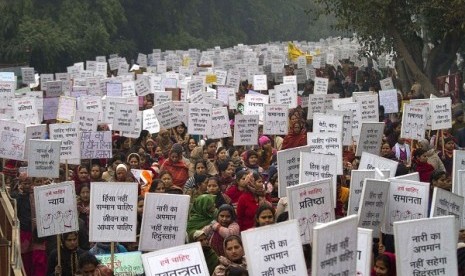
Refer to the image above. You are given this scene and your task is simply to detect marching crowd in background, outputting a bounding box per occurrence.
[3,61,465,276]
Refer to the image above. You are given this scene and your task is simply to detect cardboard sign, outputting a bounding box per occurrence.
[153,101,181,130]
[142,108,160,134]
[56,96,77,122]
[312,215,358,276]
[274,84,297,108]
[383,179,430,235]
[312,113,343,134]
[379,77,395,90]
[379,89,398,113]
[80,131,112,159]
[401,104,427,140]
[113,103,138,132]
[287,179,334,244]
[357,228,373,276]
[410,99,432,130]
[89,182,138,242]
[27,139,61,178]
[359,152,398,178]
[209,107,231,139]
[326,109,353,146]
[354,93,379,122]
[75,110,98,132]
[12,97,40,125]
[242,220,307,275]
[307,94,327,120]
[24,124,47,160]
[139,194,190,251]
[338,102,362,137]
[244,93,268,123]
[96,252,144,275]
[277,146,312,197]
[430,187,464,230]
[356,122,385,156]
[34,181,78,237]
[79,96,103,121]
[357,179,390,238]
[314,77,329,94]
[21,67,35,84]
[49,123,81,164]
[263,104,289,135]
[233,114,259,146]
[253,74,268,90]
[141,242,209,276]
[348,170,388,216]
[173,101,188,126]
[106,82,123,97]
[394,216,457,275]
[306,132,343,175]
[430,97,452,130]
[453,150,465,194]
[0,81,15,106]
[188,103,212,135]
[299,152,338,205]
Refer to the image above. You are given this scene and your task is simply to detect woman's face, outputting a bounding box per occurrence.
[188,139,197,151]
[207,180,219,194]
[292,122,302,134]
[207,142,217,155]
[63,233,78,251]
[381,144,391,156]
[256,209,275,227]
[290,114,299,126]
[374,260,388,276]
[90,166,101,180]
[224,239,244,262]
[78,168,89,182]
[199,179,208,193]
[80,263,97,276]
[129,157,139,169]
[217,149,228,161]
[238,175,248,188]
[445,140,455,150]
[218,210,232,227]
[154,184,165,193]
[263,141,272,149]
[248,154,258,166]
[116,167,127,181]
[231,150,239,160]
[123,138,131,149]
[169,152,180,163]
[223,164,235,178]
[146,142,155,152]
[176,125,186,135]
[79,186,90,203]
[161,174,173,188]
[195,163,206,175]
[155,147,163,157]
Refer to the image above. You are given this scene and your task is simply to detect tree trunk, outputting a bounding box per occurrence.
[425,31,462,82]
[389,27,438,97]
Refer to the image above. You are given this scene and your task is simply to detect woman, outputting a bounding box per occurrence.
[371,252,396,276]
[186,138,198,158]
[217,161,235,193]
[225,170,249,204]
[184,160,208,191]
[145,138,157,159]
[186,194,217,242]
[215,147,229,167]
[254,204,276,227]
[89,163,103,182]
[158,171,182,194]
[78,252,113,276]
[205,139,218,163]
[228,147,244,171]
[380,142,396,160]
[155,129,174,159]
[101,154,125,182]
[212,235,247,276]
[110,164,136,182]
[77,183,91,229]
[88,242,127,255]
[160,143,189,189]
[438,137,455,177]
[171,123,190,146]
[282,121,307,150]
[74,165,90,192]
[242,150,263,174]
[236,172,272,231]
[418,139,446,172]
[412,148,434,183]
[127,153,141,170]
[189,146,218,176]
[257,136,276,172]
[47,232,85,276]
[203,204,240,257]
[185,174,209,204]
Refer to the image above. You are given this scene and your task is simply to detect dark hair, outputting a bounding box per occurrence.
[375,253,396,275]
[254,204,275,227]
[235,170,249,185]
[149,179,163,193]
[216,146,227,156]
[430,170,446,183]
[158,170,172,179]
[78,252,100,268]
[205,139,216,147]
[226,267,249,276]
[216,204,236,221]
[276,211,289,223]
[413,148,427,159]
[224,235,243,249]
[194,174,208,186]
[218,160,232,173]
[194,160,208,173]
[228,146,238,157]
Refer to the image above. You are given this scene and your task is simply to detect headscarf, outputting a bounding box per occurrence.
[187,194,216,241]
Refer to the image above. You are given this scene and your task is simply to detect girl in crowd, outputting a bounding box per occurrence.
[77,183,91,229]
[127,153,141,170]
[212,235,247,276]
[439,136,455,176]
[217,160,235,193]
[187,194,217,242]
[412,148,435,183]
[145,138,157,159]
[78,252,113,276]
[216,147,229,166]
[254,204,276,228]
[160,144,189,189]
[203,204,240,256]
[225,170,249,204]
[257,136,276,172]
[430,170,451,192]
[417,139,446,172]
[148,179,166,193]
[228,147,244,171]
[242,150,263,174]
[392,137,411,166]
[206,176,231,207]
[185,174,209,204]
[372,252,396,276]
[74,165,90,192]
[155,129,174,158]
[380,142,396,160]
[236,172,272,231]
[189,146,218,176]
[159,170,182,194]
[184,160,208,191]
[171,123,190,146]
[47,232,85,276]
[186,137,198,159]
[89,163,103,182]
[101,154,125,182]
[205,139,218,163]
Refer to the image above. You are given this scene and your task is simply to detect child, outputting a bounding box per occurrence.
[206,176,231,208]
[225,170,249,205]
[412,148,434,182]
[372,252,396,276]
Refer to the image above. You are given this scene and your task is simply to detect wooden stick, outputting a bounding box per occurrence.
[65,160,69,181]
[57,235,62,270]
[110,242,115,270]
[435,130,439,150]
[441,130,445,156]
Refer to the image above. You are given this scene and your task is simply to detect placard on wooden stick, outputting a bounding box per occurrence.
[28,139,61,178]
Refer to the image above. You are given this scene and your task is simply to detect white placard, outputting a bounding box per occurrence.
[89,182,138,242]
[379,89,398,114]
[135,77,151,96]
[0,81,15,106]
[357,228,373,276]
[142,108,160,134]
[307,94,326,120]
[314,77,329,94]
[139,193,190,251]
[277,146,312,197]
[299,152,338,205]
[401,104,427,140]
[312,113,343,134]
[141,242,209,276]
[453,150,465,194]
[242,220,307,276]
[106,82,122,97]
[359,152,398,178]
[394,216,457,276]
[263,104,288,135]
[188,103,212,135]
[233,114,259,146]
[49,122,81,164]
[12,97,40,125]
[326,109,353,146]
[112,103,138,132]
[274,84,297,108]
[379,77,394,90]
[153,91,172,106]
[253,74,268,91]
[430,97,452,130]
[306,132,343,175]
[28,139,61,178]
[75,110,98,132]
[244,93,268,123]
[80,131,112,159]
[312,215,358,276]
[0,120,26,160]
[153,101,181,130]
[173,101,188,126]
[348,170,388,216]
[34,181,79,237]
[287,179,335,244]
[21,67,35,84]
[356,122,385,156]
[383,179,430,234]
[56,96,76,122]
[338,102,362,137]
[209,107,231,139]
[410,99,432,130]
[357,179,390,238]
[187,79,204,97]
[354,93,379,122]
[430,187,464,230]
[24,124,47,160]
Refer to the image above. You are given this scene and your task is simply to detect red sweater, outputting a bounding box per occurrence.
[236,192,272,231]
[225,185,245,204]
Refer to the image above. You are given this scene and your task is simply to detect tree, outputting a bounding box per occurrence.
[315,0,465,96]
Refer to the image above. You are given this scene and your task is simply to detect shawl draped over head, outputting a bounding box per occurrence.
[281,122,307,150]
[187,194,216,241]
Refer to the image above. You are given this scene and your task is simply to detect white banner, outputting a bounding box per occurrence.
[28,139,61,178]
[357,179,390,238]
[263,104,289,135]
[233,115,259,146]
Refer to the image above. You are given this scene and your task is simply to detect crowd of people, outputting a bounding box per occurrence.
[3,59,465,275]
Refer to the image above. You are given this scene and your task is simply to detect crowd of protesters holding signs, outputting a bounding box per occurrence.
[2,37,465,275]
